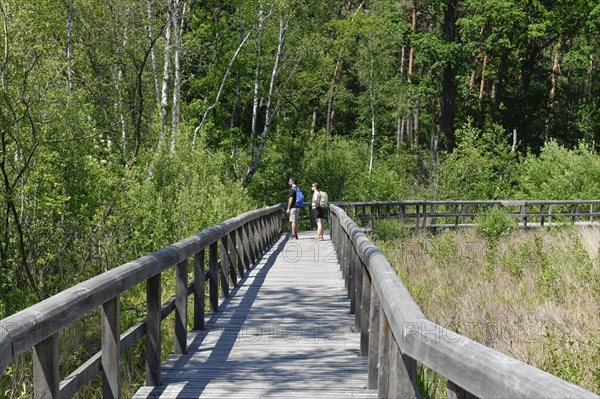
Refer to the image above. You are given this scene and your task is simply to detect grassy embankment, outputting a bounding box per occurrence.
[371,220,600,396]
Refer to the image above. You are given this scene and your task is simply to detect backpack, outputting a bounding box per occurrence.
[319,191,329,208]
[294,187,304,207]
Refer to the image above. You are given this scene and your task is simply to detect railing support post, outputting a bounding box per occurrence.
[194,250,206,330]
[175,259,188,354]
[360,267,371,357]
[102,297,121,399]
[368,288,381,389]
[448,380,479,399]
[209,242,219,312]
[33,333,59,399]
[146,273,161,386]
[389,343,418,398]
[378,313,392,398]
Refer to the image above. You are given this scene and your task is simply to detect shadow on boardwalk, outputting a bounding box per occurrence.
[135,233,375,398]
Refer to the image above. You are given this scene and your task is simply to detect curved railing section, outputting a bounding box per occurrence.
[329,203,599,399]
[338,200,600,228]
[0,204,284,398]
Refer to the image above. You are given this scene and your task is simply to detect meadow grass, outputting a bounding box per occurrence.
[372,221,600,395]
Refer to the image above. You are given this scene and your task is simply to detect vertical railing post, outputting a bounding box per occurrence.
[454,204,459,227]
[33,333,59,399]
[520,204,527,228]
[346,233,354,304]
[194,249,206,330]
[389,342,418,398]
[361,267,371,357]
[235,228,246,278]
[400,204,406,225]
[102,297,121,399]
[415,204,420,228]
[572,204,578,223]
[540,204,545,226]
[228,232,238,287]
[219,237,230,298]
[175,259,188,355]
[146,273,161,386]
[590,203,594,223]
[209,242,219,312]
[548,204,553,224]
[354,247,363,331]
[244,223,257,265]
[368,288,381,389]
[378,313,392,398]
[447,380,479,399]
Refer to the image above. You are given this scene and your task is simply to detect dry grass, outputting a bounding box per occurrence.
[375,224,600,394]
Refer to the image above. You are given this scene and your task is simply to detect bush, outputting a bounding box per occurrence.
[475,206,515,242]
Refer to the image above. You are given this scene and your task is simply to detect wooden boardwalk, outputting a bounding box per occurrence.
[134,231,377,398]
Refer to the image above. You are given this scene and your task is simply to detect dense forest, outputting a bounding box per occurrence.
[1,0,599,318]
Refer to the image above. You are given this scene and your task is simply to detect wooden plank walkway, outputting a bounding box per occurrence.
[134,231,377,398]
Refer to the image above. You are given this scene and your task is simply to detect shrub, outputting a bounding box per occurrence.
[475,206,515,242]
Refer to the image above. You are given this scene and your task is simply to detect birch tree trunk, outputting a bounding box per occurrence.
[65,0,73,94]
[147,0,161,105]
[243,16,286,188]
[170,0,186,152]
[250,2,264,160]
[158,0,173,151]
[192,29,254,147]
[115,29,128,158]
[326,50,343,139]
[368,55,376,176]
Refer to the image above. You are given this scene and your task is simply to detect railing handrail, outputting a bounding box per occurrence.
[329,203,599,398]
[0,203,284,396]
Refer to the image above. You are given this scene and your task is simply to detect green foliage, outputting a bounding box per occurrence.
[436,121,517,199]
[475,206,515,242]
[516,141,600,199]
[371,220,410,242]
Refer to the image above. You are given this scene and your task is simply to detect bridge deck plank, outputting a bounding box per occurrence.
[133,231,377,399]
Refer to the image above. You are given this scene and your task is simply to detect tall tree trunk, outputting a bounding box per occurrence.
[440,0,456,151]
[147,0,161,105]
[479,52,489,102]
[326,50,343,139]
[115,29,128,158]
[414,96,420,148]
[244,17,286,188]
[171,0,185,152]
[311,105,318,135]
[250,2,264,160]
[407,0,417,83]
[192,29,253,147]
[65,0,73,94]
[159,0,173,151]
[368,55,376,176]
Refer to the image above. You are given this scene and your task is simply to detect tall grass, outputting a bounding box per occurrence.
[372,222,600,394]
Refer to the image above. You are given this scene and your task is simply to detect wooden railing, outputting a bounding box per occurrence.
[0,204,283,398]
[339,200,600,228]
[329,203,599,398]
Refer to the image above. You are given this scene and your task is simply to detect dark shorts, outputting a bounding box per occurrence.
[313,207,324,219]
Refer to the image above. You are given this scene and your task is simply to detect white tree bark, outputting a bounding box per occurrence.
[115,27,128,157]
[170,0,186,152]
[147,0,161,106]
[158,0,173,151]
[65,0,73,94]
[244,16,286,188]
[368,54,375,176]
[249,2,264,160]
[192,28,254,147]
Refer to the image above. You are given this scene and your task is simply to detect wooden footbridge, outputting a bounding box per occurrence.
[1,201,599,399]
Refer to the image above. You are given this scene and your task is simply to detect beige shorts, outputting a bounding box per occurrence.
[289,207,300,222]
